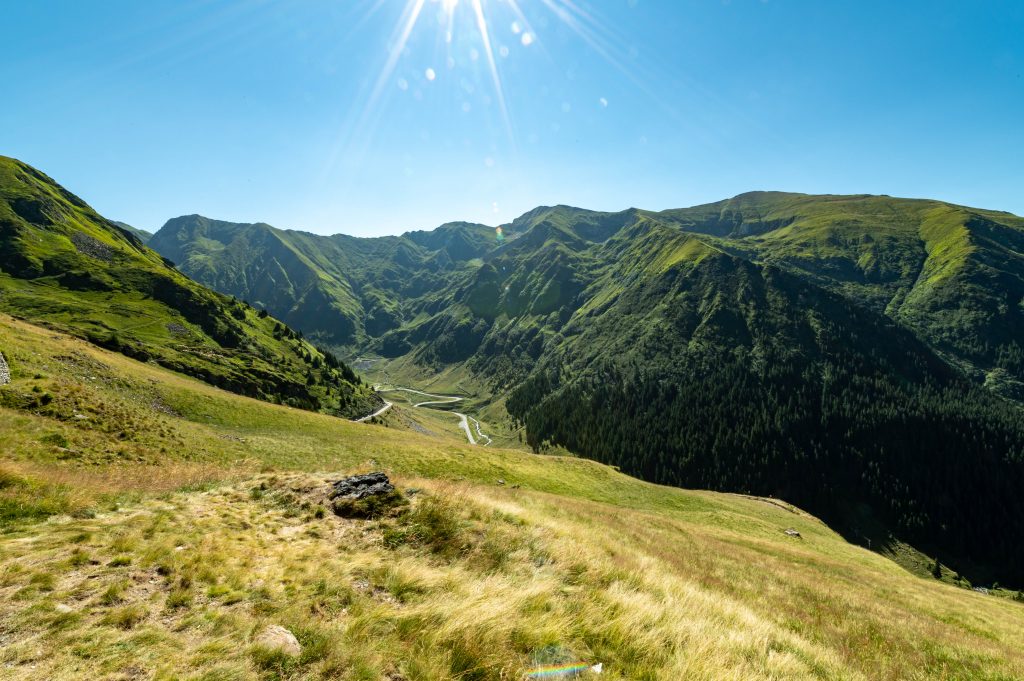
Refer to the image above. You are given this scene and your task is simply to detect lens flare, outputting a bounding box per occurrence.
[328,0,645,176]
[525,662,592,678]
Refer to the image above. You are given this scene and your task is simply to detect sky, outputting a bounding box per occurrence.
[2,0,1022,237]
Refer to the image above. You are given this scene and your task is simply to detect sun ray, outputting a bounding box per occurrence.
[322,0,427,176]
[470,0,515,147]
[364,0,428,122]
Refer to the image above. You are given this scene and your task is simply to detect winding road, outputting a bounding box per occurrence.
[353,399,393,423]
[352,386,491,446]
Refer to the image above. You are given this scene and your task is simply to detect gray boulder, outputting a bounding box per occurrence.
[0,352,10,386]
[330,472,394,499]
[329,472,405,518]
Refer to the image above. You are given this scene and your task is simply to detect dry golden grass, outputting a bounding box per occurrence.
[2,474,1023,680]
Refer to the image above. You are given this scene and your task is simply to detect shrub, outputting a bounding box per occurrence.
[68,549,91,567]
[40,432,70,448]
[249,645,298,676]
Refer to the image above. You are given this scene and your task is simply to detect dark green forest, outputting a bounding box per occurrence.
[508,256,1024,585]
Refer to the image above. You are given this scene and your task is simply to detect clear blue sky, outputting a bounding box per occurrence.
[3,1,1022,236]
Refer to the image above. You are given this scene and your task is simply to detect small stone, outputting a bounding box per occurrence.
[496,479,506,486]
[254,625,301,657]
[784,528,801,538]
[55,603,74,614]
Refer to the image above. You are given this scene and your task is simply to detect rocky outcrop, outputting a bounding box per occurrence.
[328,472,405,518]
[0,351,10,385]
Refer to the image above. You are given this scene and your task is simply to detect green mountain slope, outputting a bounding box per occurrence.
[0,157,378,418]
[646,192,1024,395]
[149,215,510,348]
[506,235,1024,581]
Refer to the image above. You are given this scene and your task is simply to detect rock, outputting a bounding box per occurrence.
[69,231,115,262]
[0,352,9,386]
[328,472,405,518]
[496,479,506,486]
[254,625,301,657]
[784,528,801,538]
[55,603,74,614]
[166,322,188,337]
[330,472,394,499]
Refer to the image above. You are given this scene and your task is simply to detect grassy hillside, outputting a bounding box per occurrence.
[149,215,511,349]
[2,313,1023,680]
[0,157,378,418]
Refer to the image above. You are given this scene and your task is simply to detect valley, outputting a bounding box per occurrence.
[360,385,493,447]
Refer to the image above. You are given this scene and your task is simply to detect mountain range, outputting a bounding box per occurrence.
[148,215,513,348]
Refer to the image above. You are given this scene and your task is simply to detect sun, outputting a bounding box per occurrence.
[335,0,624,164]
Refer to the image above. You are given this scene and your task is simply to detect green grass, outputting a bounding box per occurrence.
[1,314,1024,679]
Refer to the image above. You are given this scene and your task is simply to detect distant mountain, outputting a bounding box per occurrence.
[112,220,152,243]
[0,156,379,417]
[149,215,512,348]
[149,191,1024,584]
